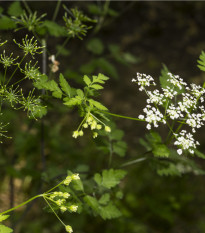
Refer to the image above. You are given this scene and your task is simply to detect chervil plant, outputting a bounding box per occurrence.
[2,1,205,233]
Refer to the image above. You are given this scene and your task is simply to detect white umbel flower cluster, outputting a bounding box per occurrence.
[174,130,199,155]
[167,72,187,90]
[140,105,166,130]
[133,71,205,155]
[132,73,156,91]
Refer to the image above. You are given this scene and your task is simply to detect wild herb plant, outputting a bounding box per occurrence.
[1,1,205,233]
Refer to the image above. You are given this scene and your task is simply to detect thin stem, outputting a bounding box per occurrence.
[6,56,26,86]
[44,181,63,194]
[9,77,27,88]
[0,195,41,215]
[56,37,70,58]
[120,157,147,168]
[92,0,110,35]
[52,0,62,21]
[22,0,32,15]
[77,116,87,131]
[3,66,7,86]
[90,113,106,126]
[108,138,113,168]
[119,150,152,168]
[43,196,65,226]
[100,111,145,122]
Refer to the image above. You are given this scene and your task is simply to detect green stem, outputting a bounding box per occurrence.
[92,0,110,35]
[0,194,41,215]
[44,181,63,194]
[6,56,26,86]
[119,150,151,168]
[3,66,7,86]
[22,0,32,15]
[90,113,106,126]
[52,0,62,21]
[101,111,145,122]
[56,37,70,58]
[8,77,27,88]
[108,138,113,168]
[120,157,147,168]
[43,196,65,226]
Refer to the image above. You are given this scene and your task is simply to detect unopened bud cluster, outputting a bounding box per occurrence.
[72,113,111,139]
[133,72,205,155]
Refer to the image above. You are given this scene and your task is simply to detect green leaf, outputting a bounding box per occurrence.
[157,163,182,176]
[110,129,124,141]
[83,75,91,86]
[76,89,84,98]
[97,73,109,81]
[113,141,127,157]
[101,169,127,189]
[33,74,48,89]
[90,84,103,90]
[7,2,23,17]
[64,97,81,107]
[72,178,84,191]
[95,58,118,79]
[0,215,9,223]
[94,173,102,186]
[89,99,108,111]
[153,144,170,158]
[0,224,13,233]
[86,38,104,55]
[194,149,205,159]
[146,131,162,144]
[107,8,119,17]
[80,61,96,74]
[31,105,47,119]
[43,80,62,99]
[59,73,71,97]
[122,53,140,64]
[159,64,184,94]
[41,20,67,37]
[100,203,122,220]
[56,45,70,56]
[0,16,16,30]
[84,195,100,213]
[87,4,102,15]
[197,51,205,71]
[99,193,110,205]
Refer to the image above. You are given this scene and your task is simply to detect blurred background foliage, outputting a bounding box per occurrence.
[1,1,205,233]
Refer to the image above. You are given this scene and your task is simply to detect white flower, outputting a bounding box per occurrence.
[147,90,164,105]
[138,115,144,119]
[166,104,183,120]
[142,105,165,129]
[177,149,182,155]
[167,72,187,90]
[135,72,156,91]
[174,130,199,154]
[162,87,177,99]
